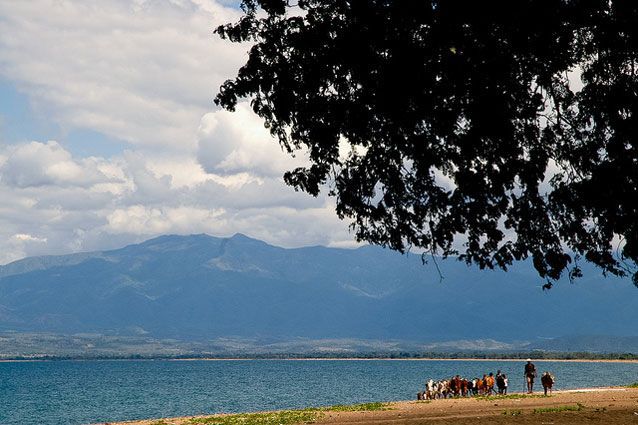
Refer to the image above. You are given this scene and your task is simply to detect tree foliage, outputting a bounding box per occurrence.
[215,0,638,287]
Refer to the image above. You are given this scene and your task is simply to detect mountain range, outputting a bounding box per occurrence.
[0,233,636,354]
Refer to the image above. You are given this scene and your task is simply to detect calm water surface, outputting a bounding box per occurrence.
[1,359,637,425]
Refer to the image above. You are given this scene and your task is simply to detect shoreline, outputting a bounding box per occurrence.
[2,356,638,363]
[170,357,638,363]
[101,387,638,425]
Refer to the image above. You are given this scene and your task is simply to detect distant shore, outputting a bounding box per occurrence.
[169,357,638,363]
[2,356,638,363]
[102,387,638,425]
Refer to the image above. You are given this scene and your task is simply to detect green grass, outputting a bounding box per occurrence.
[476,393,548,401]
[164,402,390,425]
[187,410,320,425]
[501,409,522,416]
[533,403,584,414]
[626,382,638,388]
[324,402,389,412]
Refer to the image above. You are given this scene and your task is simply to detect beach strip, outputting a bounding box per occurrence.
[101,387,638,425]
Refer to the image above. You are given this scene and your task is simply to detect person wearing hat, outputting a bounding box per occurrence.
[524,359,537,393]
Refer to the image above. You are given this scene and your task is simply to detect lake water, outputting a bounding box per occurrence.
[1,359,637,425]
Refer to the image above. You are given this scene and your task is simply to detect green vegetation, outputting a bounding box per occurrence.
[477,394,547,401]
[626,382,638,388]
[533,403,584,414]
[151,402,390,425]
[324,402,389,412]
[187,410,319,425]
[501,409,522,416]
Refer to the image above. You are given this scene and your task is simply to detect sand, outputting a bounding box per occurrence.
[103,387,638,425]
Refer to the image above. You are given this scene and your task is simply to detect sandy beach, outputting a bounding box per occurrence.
[104,387,638,425]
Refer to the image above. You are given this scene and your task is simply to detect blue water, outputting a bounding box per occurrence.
[1,359,637,425]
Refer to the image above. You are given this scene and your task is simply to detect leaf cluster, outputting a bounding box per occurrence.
[216,0,638,286]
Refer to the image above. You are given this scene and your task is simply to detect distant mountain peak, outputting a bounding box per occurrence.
[225,232,275,249]
[0,232,635,343]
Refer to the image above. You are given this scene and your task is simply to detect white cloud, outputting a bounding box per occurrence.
[0,1,356,264]
[0,139,352,264]
[0,141,117,188]
[197,102,308,177]
[0,0,245,150]
[12,233,47,243]
[106,204,225,234]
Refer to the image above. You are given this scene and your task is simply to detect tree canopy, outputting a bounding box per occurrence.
[215,0,637,287]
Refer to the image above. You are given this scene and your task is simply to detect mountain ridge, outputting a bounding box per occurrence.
[0,233,635,346]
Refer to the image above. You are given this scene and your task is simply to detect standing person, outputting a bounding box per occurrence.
[496,370,505,395]
[524,359,537,393]
[487,372,495,395]
[503,374,508,395]
[541,372,555,396]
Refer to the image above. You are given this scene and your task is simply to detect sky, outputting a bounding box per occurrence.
[0,0,356,264]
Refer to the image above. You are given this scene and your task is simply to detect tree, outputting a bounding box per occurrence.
[214,0,638,287]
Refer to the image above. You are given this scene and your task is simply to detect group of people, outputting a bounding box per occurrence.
[418,371,510,400]
[417,360,556,401]
[525,359,556,396]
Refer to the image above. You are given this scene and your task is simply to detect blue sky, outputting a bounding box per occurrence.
[0,0,353,264]
[0,81,130,157]
[0,81,54,145]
